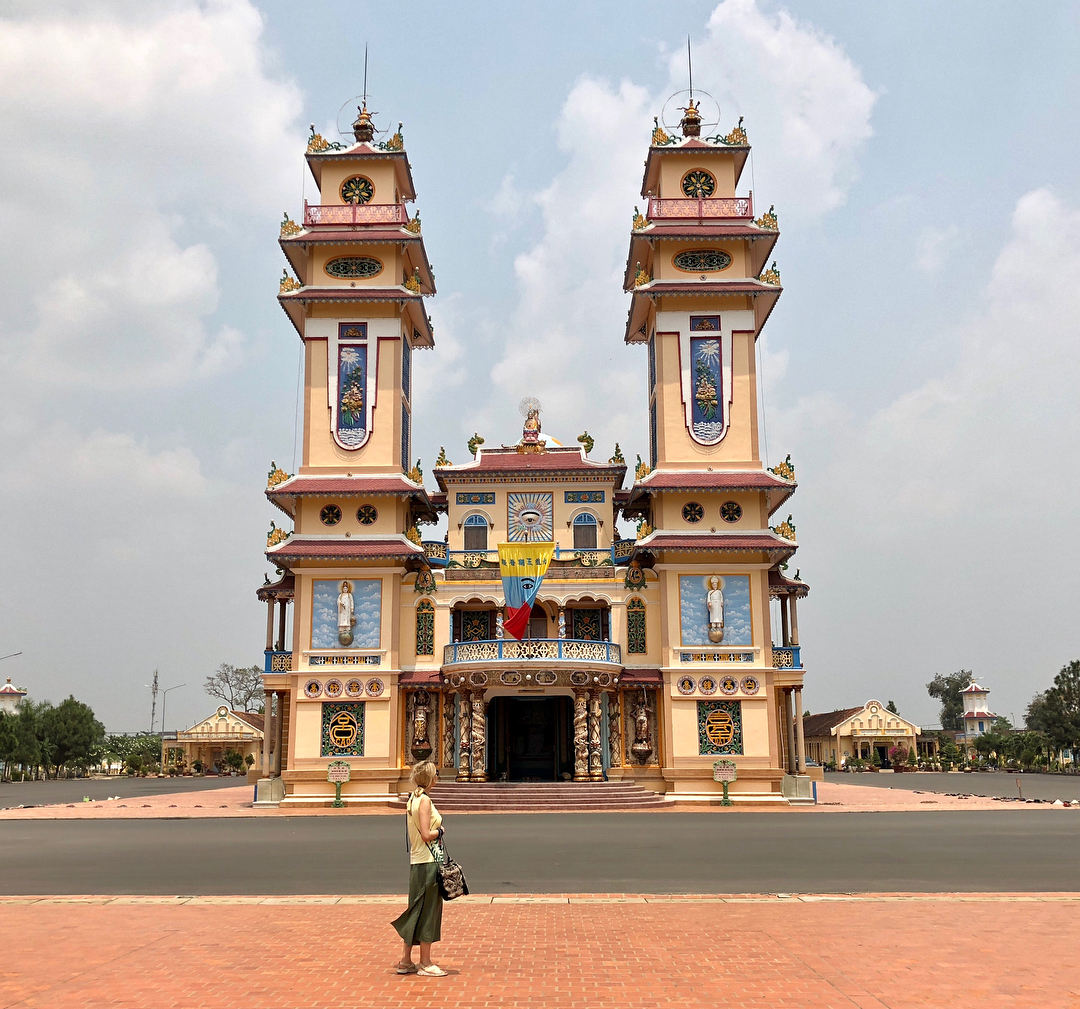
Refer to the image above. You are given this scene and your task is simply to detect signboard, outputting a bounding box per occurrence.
[327,760,352,783]
[713,759,737,782]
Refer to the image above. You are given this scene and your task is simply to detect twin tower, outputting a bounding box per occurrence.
[254,97,811,808]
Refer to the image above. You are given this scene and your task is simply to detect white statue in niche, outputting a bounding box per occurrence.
[706,575,725,643]
[337,580,356,645]
[495,611,504,639]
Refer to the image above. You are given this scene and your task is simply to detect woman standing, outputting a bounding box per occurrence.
[391,760,448,977]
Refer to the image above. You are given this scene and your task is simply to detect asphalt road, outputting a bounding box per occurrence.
[0,776,243,809]
[829,771,1080,801]
[1,811,1077,895]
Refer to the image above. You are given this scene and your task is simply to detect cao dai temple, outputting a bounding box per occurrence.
[255,95,813,807]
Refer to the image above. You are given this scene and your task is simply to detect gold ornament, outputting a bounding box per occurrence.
[635,454,652,481]
[771,514,796,541]
[651,116,670,146]
[769,454,795,481]
[577,431,594,455]
[609,442,625,465]
[407,459,423,484]
[266,461,290,489]
[723,117,748,146]
[404,267,421,293]
[405,524,422,546]
[632,206,647,231]
[758,261,781,286]
[636,520,653,540]
[279,269,301,293]
[467,433,485,457]
[436,446,450,467]
[634,262,650,288]
[404,212,422,235]
[279,212,301,238]
[754,204,778,231]
[266,521,291,547]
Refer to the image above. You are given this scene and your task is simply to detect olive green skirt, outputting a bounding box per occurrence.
[391,861,443,945]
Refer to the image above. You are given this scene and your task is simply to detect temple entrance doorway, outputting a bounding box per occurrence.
[490,696,573,781]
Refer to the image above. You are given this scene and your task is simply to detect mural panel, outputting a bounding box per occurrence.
[507,492,554,542]
[679,575,751,647]
[697,700,743,755]
[321,702,365,757]
[312,579,382,650]
[337,340,367,447]
[690,334,723,442]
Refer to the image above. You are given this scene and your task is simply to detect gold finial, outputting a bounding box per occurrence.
[352,101,375,143]
[405,524,422,546]
[636,519,653,540]
[404,267,421,293]
[651,116,670,146]
[384,121,404,151]
[577,432,594,455]
[632,206,647,231]
[279,269,301,293]
[407,459,423,484]
[633,262,650,288]
[404,212,422,235]
[467,433,485,457]
[435,446,450,466]
[679,98,702,138]
[609,443,625,465]
[635,454,652,480]
[280,212,302,238]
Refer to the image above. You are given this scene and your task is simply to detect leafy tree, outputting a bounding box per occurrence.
[1040,660,1080,755]
[926,670,973,730]
[204,663,263,712]
[1026,690,1053,733]
[38,696,105,775]
[992,715,1013,733]
[886,700,899,714]
[224,749,245,772]
[0,700,42,780]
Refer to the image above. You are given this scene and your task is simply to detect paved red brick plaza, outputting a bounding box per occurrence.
[1,894,1075,1008]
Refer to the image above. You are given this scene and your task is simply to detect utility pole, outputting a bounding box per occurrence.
[148,669,159,734]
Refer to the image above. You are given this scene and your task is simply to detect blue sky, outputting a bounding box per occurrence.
[0,1,1077,730]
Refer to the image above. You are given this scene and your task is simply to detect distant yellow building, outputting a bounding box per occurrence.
[255,97,811,806]
[171,706,266,774]
[803,700,936,768]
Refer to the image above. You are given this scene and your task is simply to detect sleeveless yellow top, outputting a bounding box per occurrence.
[406,790,443,865]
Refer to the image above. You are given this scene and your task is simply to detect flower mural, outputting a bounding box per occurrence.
[691,337,724,441]
[336,343,367,446]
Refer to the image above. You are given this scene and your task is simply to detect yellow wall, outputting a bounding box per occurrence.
[658,154,737,199]
[317,162,399,205]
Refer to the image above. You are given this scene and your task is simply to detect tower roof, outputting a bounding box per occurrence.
[1,678,26,696]
[961,681,989,694]
[432,446,626,491]
[305,142,417,201]
[641,136,750,197]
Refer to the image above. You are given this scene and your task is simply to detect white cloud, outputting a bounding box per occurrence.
[917,224,960,271]
[683,0,878,218]
[774,187,1080,721]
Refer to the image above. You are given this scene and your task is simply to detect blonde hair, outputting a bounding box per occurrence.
[409,760,437,793]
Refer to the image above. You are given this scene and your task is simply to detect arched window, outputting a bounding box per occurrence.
[627,597,646,654]
[463,514,488,551]
[416,600,434,656]
[572,512,598,550]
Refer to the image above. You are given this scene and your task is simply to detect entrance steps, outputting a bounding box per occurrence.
[394,780,672,813]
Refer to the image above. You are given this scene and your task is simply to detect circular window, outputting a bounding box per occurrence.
[325,256,382,279]
[720,501,742,523]
[320,504,342,526]
[698,675,718,695]
[681,170,716,198]
[682,501,704,523]
[677,675,696,695]
[719,675,739,696]
[341,175,374,204]
[357,504,378,525]
[673,249,732,273]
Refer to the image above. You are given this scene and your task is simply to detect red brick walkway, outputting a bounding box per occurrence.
[1,894,1076,1008]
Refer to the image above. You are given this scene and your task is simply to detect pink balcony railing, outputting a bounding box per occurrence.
[647,196,753,221]
[303,201,409,226]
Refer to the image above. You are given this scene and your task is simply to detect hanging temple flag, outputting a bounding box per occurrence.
[497,542,555,640]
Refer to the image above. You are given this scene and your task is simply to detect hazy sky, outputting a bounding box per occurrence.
[1,0,1077,732]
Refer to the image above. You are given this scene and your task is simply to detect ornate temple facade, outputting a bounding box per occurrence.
[255,98,812,807]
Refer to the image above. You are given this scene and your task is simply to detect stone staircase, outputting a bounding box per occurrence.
[392,780,672,813]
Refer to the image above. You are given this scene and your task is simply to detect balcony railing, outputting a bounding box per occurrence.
[443,638,622,666]
[772,645,802,669]
[303,201,409,226]
[264,650,293,672]
[646,196,753,221]
[443,540,637,569]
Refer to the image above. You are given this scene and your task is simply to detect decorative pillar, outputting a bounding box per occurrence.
[789,597,800,647]
[277,600,288,651]
[265,599,275,651]
[274,692,285,774]
[587,690,603,780]
[441,692,456,769]
[262,690,273,776]
[780,688,793,773]
[469,690,487,782]
[456,689,471,781]
[572,689,589,780]
[607,690,622,769]
[787,689,798,774]
[794,686,807,773]
[780,597,790,648]
[558,607,567,640]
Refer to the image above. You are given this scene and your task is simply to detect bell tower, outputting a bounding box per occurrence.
[278,107,435,475]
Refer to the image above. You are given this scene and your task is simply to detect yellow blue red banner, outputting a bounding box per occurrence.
[497,542,555,640]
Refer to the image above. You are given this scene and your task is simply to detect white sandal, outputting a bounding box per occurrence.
[417,964,448,977]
